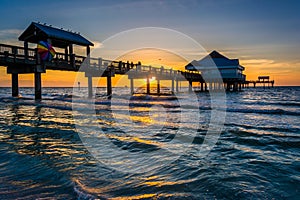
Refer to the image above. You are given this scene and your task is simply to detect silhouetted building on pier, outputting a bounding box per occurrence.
[185,51,246,91]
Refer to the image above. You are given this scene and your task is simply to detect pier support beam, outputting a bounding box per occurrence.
[107,76,112,97]
[188,81,193,93]
[146,77,150,94]
[226,83,231,91]
[34,73,42,100]
[12,73,19,97]
[171,79,174,93]
[130,79,134,94]
[209,83,212,91]
[65,47,68,62]
[201,82,204,92]
[233,82,238,91]
[176,80,179,93]
[24,41,28,61]
[157,80,160,94]
[88,76,93,98]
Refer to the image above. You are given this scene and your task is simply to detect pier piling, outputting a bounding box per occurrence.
[12,73,19,97]
[209,83,212,91]
[157,80,160,94]
[34,73,42,100]
[130,79,134,94]
[88,76,93,98]
[146,77,150,94]
[107,76,112,97]
[171,79,175,93]
[189,81,193,93]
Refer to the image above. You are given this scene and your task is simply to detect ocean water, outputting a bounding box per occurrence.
[0,86,299,199]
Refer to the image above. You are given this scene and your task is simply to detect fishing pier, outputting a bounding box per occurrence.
[0,22,274,100]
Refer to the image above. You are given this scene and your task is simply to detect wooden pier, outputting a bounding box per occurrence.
[0,22,274,99]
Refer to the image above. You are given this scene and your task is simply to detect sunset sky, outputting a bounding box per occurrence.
[0,0,299,86]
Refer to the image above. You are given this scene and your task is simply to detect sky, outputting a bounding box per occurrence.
[0,0,299,86]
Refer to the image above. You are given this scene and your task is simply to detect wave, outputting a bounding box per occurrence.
[73,183,98,200]
[225,126,300,151]
[2,97,299,117]
[226,108,300,116]
[238,101,300,107]
[225,123,300,134]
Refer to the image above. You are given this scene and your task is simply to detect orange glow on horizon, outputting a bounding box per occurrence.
[240,59,300,86]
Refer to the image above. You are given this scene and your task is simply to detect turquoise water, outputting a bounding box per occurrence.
[0,87,299,199]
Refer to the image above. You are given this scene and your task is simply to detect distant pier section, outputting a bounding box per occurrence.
[247,76,275,88]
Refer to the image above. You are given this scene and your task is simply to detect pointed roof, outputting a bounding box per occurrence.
[185,50,244,70]
[198,50,239,66]
[19,22,93,48]
[209,50,228,59]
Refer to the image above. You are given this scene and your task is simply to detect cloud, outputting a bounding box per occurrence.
[241,59,275,65]
[0,29,22,39]
[243,58,300,77]
[0,29,23,46]
[92,41,103,49]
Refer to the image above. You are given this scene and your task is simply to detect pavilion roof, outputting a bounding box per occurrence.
[19,22,94,48]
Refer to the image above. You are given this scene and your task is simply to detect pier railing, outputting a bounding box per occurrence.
[0,43,36,61]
